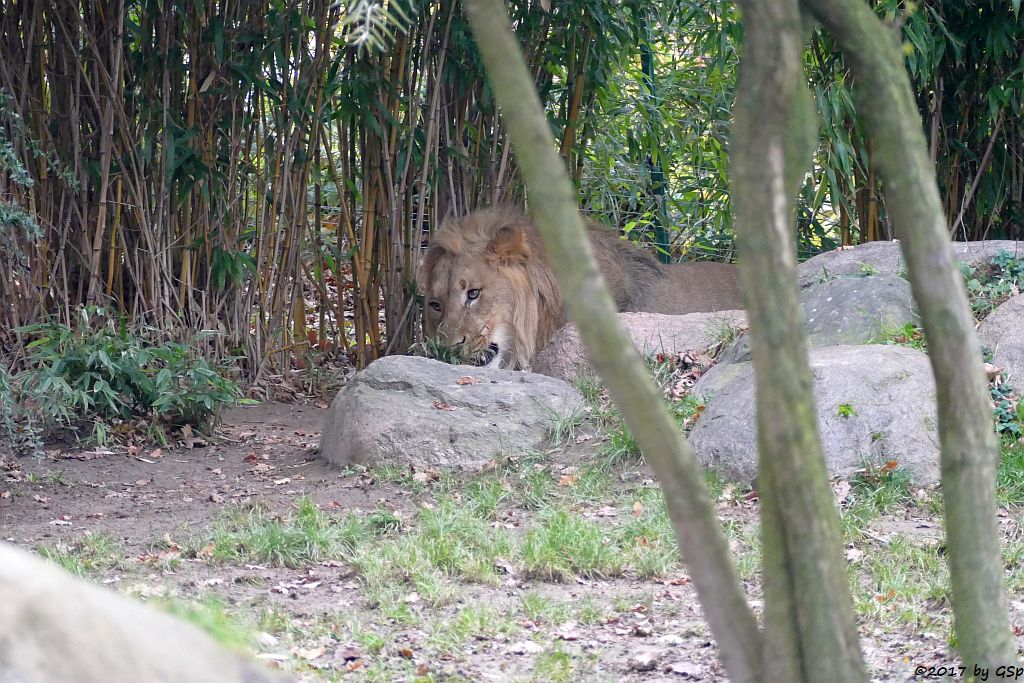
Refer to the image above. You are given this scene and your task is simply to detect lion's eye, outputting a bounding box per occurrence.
[466,288,481,301]
[429,300,442,312]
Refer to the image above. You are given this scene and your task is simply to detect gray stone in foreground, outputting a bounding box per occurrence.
[689,345,940,485]
[797,239,1024,289]
[979,292,1024,386]
[0,542,287,683]
[319,355,582,470]
[532,311,746,382]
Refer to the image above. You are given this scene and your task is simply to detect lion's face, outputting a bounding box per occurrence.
[417,210,559,370]
[421,254,518,368]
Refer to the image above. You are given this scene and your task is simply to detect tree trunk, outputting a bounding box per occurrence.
[731,1,867,681]
[460,1,763,681]
[804,0,1015,667]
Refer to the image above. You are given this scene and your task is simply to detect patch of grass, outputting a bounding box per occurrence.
[425,604,511,650]
[349,497,514,615]
[414,498,514,582]
[522,509,623,580]
[852,466,912,513]
[547,403,585,447]
[840,466,914,538]
[721,518,761,581]
[463,476,509,520]
[571,371,604,405]
[870,321,927,351]
[532,642,578,683]
[348,618,389,654]
[617,489,679,578]
[560,464,613,504]
[520,591,567,623]
[516,465,557,510]
[37,532,125,577]
[600,420,640,467]
[850,535,949,629]
[997,438,1024,506]
[518,591,606,625]
[707,316,745,352]
[1003,538,1024,594]
[192,497,390,568]
[156,596,254,650]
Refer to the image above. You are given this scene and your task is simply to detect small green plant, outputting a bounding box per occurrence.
[707,317,745,353]
[872,322,926,351]
[859,262,880,276]
[990,379,1023,438]
[837,402,858,418]
[548,403,585,447]
[15,307,244,441]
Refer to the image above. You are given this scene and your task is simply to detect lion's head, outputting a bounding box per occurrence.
[416,208,562,370]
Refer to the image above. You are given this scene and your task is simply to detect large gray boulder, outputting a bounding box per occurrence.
[319,355,582,470]
[0,543,286,683]
[714,274,917,368]
[532,311,746,382]
[689,345,940,485]
[802,275,916,346]
[797,240,1024,289]
[978,292,1024,386]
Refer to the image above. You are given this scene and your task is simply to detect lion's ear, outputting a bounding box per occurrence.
[487,224,531,266]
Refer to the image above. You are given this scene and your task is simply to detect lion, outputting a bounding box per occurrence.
[416,207,743,370]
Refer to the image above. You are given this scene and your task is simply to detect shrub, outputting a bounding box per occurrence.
[13,307,243,442]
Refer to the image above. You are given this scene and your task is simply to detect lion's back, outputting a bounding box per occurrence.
[638,261,743,314]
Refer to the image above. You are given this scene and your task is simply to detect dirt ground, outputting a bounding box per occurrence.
[0,400,1015,682]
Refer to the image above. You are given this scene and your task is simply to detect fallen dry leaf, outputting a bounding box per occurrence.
[432,400,454,411]
[295,646,325,661]
[412,469,440,483]
[456,376,480,385]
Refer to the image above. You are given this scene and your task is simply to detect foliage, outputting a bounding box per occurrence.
[960,251,1024,318]
[0,362,45,456]
[340,0,415,52]
[0,90,43,269]
[1,0,1021,378]
[990,377,1023,438]
[14,307,243,441]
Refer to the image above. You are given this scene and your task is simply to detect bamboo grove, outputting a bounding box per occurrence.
[0,0,1021,378]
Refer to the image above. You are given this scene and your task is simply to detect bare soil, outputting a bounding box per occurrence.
[0,400,1016,682]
